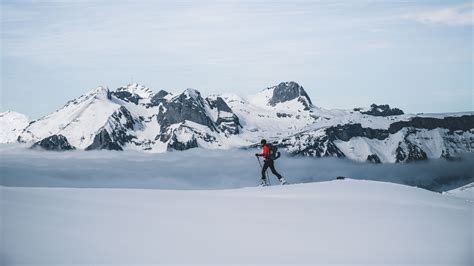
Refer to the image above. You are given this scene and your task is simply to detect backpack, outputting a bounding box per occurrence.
[267,143,281,160]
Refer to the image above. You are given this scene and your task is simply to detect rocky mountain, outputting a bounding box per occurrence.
[280,115,474,163]
[355,104,404,116]
[268,81,312,110]
[31,134,76,151]
[3,81,473,163]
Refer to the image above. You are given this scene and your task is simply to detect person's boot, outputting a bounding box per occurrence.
[279,177,287,185]
[260,178,269,186]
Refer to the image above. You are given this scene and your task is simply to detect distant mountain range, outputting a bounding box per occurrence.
[1,81,472,163]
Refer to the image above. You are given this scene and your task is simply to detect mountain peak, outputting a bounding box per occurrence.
[183,88,201,100]
[84,86,111,100]
[116,83,154,99]
[268,81,313,108]
[92,86,109,94]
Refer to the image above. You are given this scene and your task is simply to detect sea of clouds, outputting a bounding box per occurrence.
[1,144,472,192]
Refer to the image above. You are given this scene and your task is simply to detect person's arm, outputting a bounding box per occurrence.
[255,147,264,157]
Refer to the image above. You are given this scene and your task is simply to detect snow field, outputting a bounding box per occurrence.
[1,180,472,265]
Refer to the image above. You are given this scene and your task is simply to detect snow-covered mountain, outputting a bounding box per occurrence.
[3,81,473,162]
[280,113,474,163]
[0,111,29,143]
[16,84,243,152]
[17,86,137,150]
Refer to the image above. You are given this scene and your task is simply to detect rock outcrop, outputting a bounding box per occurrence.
[31,134,76,151]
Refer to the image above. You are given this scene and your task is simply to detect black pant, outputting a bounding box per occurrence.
[261,159,283,180]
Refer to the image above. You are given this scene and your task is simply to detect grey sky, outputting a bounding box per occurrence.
[1,0,472,119]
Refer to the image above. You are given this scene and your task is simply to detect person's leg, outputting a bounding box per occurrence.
[268,160,283,180]
[261,160,269,180]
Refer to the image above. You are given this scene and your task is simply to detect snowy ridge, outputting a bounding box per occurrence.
[280,117,473,162]
[4,81,474,162]
[115,83,153,99]
[333,128,472,163]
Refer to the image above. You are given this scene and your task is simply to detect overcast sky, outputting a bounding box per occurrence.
[1,0,472,119]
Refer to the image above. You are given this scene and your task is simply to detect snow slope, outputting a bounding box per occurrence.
[1,180,472,265]
[18,87,123,149]
[445,182,474,200]
[0,111,29,143]
[221,91,316,143]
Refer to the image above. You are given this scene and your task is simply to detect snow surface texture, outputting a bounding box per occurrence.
[1,180,472,265]
[1,144,473,192]
[3,82,473,163]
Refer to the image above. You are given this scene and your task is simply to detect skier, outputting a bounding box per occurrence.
[255,139,287,186]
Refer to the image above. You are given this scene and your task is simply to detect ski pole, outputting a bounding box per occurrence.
[257,156,262,168]
[256,156,271,185]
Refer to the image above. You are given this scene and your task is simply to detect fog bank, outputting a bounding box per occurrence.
[1,144,472,192]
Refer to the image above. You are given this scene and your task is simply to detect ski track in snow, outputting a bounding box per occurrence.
[1,180,472,265]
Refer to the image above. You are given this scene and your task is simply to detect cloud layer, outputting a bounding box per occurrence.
[408,3,473,26]
[1,144,472,192]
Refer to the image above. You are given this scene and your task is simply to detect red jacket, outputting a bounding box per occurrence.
[258,144,271,160]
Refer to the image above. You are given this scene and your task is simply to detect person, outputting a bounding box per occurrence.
[255,139,287,186]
